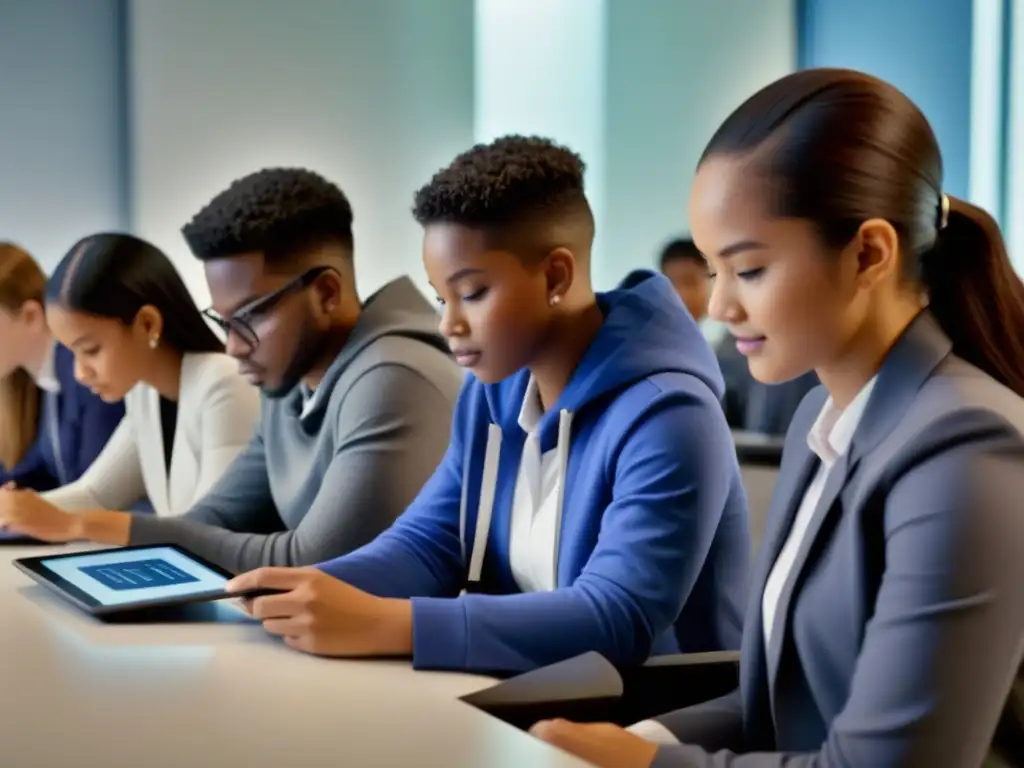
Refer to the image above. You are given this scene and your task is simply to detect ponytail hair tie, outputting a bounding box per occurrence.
[938,193,950,231]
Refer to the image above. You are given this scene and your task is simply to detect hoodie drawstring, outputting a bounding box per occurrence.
[465,423,502,585]
[462,410,573,591]
[551,409,573,584]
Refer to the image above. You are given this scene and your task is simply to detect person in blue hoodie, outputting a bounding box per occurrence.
[227,136,752,675]
[0,242,123,494]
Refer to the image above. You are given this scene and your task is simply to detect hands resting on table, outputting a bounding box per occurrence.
[0,497,419,661]
[228,568,659,767]
[229,568,659,766]
[0,502,660,768]
[0,493,415,660]
[0,484,81,542]
[227,567,414,657]
[529,721,659,767]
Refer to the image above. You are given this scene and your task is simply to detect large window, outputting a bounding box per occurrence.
[1006,0,1024,270]
[969,0,1008,222]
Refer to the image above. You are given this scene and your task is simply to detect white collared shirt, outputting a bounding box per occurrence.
[508,375,564,593]
[32,343,60,393]
[629,377,878,747]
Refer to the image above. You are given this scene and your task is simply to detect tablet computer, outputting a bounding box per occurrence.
[14,544,276,616]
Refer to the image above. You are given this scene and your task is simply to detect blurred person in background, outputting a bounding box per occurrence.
[658,235,816,436]
[0,242,122,494]
[659,237,710,323]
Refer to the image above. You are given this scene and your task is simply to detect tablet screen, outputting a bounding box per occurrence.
[38,546,228,607]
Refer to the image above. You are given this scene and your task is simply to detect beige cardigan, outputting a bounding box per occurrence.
[44,352,259,516]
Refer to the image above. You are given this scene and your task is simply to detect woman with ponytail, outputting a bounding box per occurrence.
[532,69,1024,767]
[0,243,122,494]
[0,233,260,537]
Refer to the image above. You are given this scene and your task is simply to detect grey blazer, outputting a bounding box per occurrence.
[652,313,1024,767]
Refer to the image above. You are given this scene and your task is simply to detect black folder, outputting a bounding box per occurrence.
[461,650,740,729]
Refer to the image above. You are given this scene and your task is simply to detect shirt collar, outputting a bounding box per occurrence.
[806,376,877,467]
[32,343,61,394]
[518,375,544,434]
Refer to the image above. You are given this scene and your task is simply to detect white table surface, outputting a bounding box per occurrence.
[0,544,591,767]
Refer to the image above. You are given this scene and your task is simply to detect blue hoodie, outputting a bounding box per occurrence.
[0,344,124,490]
[319,270,751,674]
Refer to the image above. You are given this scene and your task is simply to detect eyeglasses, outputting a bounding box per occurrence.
[203,265,334,351]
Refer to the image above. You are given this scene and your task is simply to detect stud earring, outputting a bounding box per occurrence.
[148,336,160,350]
[549,295,562,306]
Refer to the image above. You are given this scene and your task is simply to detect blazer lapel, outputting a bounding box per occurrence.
[852,312,951,456]
[164,354,196,516]
[753,447,817,590]
[140,385,170,517]
[765,450,852,694]
[164,405,186,515]
[741,442,817,732]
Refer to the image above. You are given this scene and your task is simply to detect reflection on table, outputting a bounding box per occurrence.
[0,544,590,767]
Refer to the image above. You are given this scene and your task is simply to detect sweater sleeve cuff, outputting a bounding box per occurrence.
[628,719,682,745]
[127,514,166,546]
[411,596,468,671]
[651,743,708,768]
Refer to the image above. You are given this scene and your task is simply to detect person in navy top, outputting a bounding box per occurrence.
[226,136,751,675]
[0,243,123,491]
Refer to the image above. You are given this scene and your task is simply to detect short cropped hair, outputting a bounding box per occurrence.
[412,135,589,229]
[658,238,703,269]
[182,167,354,264]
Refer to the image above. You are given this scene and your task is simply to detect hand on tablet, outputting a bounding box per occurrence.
[226,567,413,658]
[0,486,80,543]
[529,720,658,768]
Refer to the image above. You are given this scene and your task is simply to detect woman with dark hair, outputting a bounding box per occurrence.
[0,233,259,536]
[0,243,123,493]
[532,69,1024,767]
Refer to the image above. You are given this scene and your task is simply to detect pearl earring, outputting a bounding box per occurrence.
[550,295,562,306]
[149,336,160,350]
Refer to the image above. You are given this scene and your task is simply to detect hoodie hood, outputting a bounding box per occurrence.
[295,276,448,424]
[483,269,723,442]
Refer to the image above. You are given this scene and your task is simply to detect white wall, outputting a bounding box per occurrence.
[603,0,797,287]
[474,0,607,280]
[0,0,126,268]
[127,0,474,303]
[7,0,794,298]
[471,0,796,291]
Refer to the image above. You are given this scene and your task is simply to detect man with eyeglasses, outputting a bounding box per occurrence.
[119,167,464,573]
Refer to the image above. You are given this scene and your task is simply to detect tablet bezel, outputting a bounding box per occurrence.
[14,544,238,616]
